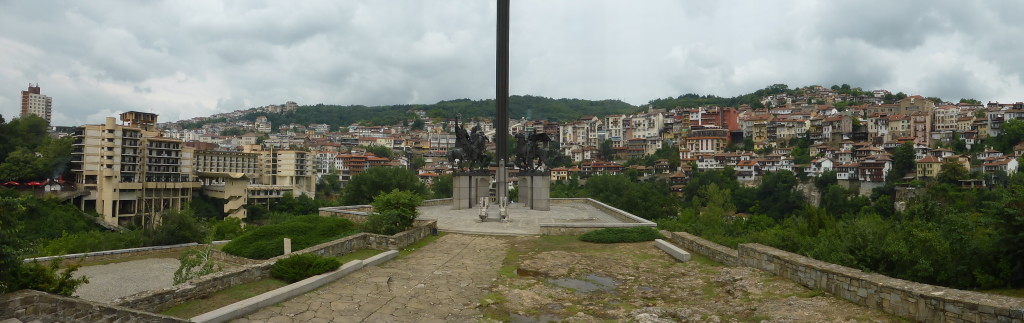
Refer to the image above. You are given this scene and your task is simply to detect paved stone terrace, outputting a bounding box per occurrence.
[417,202,626,235]
[234,233,508,323]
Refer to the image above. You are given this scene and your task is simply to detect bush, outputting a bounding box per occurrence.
[35,230,145,256]
[271,253,341,283]
[221,216,357,259]
[210,217,246,240]
[144,210,209,246]
[6,260,89,296]
[362,210,409,235]
[579,227,664,243]
[362,189,423,235]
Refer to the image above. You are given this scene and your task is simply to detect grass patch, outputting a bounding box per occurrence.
[791,289,826,298]
[398,232,445,258]
[579,227,664,244]
[222,215,358,259]
[690,254,725,267]
[335,249,385,264]
[160,278,287,318]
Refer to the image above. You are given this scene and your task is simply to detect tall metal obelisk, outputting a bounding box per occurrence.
[494,0,511,218]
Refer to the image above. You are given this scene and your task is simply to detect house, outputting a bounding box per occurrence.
[809,157,834,177]
[983,156,1018,175]
[915,156,942,179]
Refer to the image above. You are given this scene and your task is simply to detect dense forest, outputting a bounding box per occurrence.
[230,95,641,130]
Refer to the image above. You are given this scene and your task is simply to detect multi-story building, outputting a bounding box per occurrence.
[71,112,199,226]
[21,83,52,123]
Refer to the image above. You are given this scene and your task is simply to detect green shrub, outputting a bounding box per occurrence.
[271,253,341,283]
[362,210,409,235]
[210,217,246,240]
[579,227,664,243]
[144,210,209,246]
[221,215,357,259]
[6,260,89,296]
[35,230,145,256]
[361,189,423,235]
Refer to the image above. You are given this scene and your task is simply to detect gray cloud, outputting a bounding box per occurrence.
[1,0,1022,127]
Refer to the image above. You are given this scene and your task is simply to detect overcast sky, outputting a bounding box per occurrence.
[2,1,1023,126]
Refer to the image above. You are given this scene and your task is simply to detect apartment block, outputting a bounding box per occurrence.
[20,83,52,123]
[71,112,199,226]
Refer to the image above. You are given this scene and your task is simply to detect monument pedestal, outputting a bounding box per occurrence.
[518,171,550,211]
[453,172,491,210]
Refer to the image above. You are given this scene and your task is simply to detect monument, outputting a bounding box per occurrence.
[450,0,550,217]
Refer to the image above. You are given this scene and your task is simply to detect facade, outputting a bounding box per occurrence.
[21,84,52,123]
[71,112,199,226]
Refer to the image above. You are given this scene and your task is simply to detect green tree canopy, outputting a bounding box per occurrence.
[341,167,427,205]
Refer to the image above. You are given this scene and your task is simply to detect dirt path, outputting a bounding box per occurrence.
[485,236,900,322]
[235,233,509,322]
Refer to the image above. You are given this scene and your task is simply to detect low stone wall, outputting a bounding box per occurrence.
[112,220,437,313]
[665,232,739,266]
[319,205,373,223]
[551,198,657,225]
[738,243,1024,322]
[113,262,274,313]
[1,289,187,323]
[421,198,452,207]
[365,220,437,250]
[24,243,199,267]
[667,231,1024,322]
[209,249,263,266]
[539,223,655,235]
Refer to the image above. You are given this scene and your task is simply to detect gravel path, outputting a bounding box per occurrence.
[73,258,180,303]
[235,233,509,323]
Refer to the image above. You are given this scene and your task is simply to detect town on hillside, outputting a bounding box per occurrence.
[9,84,1024,226]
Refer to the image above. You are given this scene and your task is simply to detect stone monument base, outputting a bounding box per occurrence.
[518,171,550,211]
[453,172,491,210]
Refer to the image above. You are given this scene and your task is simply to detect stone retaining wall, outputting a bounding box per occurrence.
[24,243,199,267]
[1,289,187,323]
[665,232,739,266]
[551,198,656,224]
[318,205,372,223]
[739,243,1024,322]
[112,220,437,313]
[539,223,656,235]
[668,231,1024,322]
[421,198,452,207]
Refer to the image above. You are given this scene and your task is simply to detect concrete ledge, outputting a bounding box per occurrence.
[654,239,691,262]
[363,250,399,267]
[192,258,375,323]
[25,242,199,263]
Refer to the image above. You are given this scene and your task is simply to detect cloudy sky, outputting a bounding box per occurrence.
[2,1,1023,126]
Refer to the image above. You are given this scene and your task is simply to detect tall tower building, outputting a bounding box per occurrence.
[21,83,52,123]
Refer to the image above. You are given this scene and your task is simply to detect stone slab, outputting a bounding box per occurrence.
[192,251,398,323]
[654,239,691,262]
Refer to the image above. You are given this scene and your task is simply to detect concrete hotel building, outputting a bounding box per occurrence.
[195,148,316,219]
[71,112,199,226]
[21,83,52,123]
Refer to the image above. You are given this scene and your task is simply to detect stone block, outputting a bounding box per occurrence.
[655,239,691,262]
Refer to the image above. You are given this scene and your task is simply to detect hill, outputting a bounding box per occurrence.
[237,95,641,129]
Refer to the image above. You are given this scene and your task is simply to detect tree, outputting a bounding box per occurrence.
[342,167,427,205]
[432,174,453,199]
[936,160,970,184]
[173,247,221,285]
[362,145,393,159]
[362,189,424,235]
[598,139,615,161]
[815,170,838,191]
[144,209,209,246]
[887,143,916,182]
[959,98,981,105]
